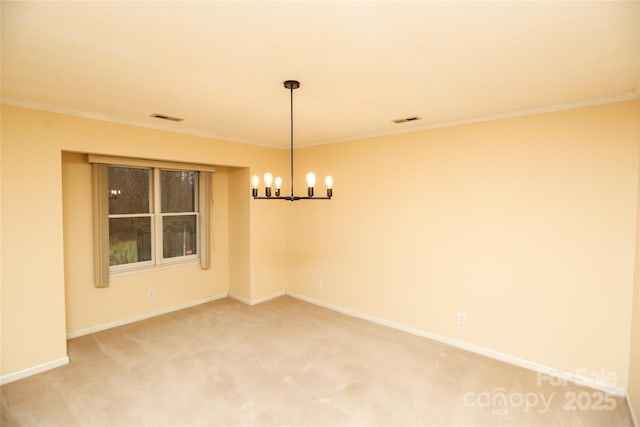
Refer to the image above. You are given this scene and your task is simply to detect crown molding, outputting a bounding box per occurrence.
[0,98,283,149]
[307,91,640,148]
[3,91,638,150]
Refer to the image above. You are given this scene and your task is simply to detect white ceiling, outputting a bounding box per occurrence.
[2,1,639,148]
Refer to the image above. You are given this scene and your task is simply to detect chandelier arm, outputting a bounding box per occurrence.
[253,196,331,201]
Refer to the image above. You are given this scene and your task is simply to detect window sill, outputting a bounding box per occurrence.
[109,259,201,278]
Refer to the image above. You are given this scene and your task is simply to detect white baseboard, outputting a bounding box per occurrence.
[229,291,286,306]
[66,293,227,339]
[251,291,286,305]
[228,293,251,305]
[286,291,627,397]
[6,294,227,385]
[1,356,69,385]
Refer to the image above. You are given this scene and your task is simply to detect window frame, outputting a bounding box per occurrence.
[108,165,156,272]
[90,154,214,287]
[155,168,200,266]
[108,166,201,273]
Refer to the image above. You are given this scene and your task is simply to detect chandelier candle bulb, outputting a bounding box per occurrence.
[306,172,316,187]
[325,175,333,197]
[275,176,282,197]
[264,172,273,197]
[306,172,316,197]
[264,172,273,187]
[251,175,260,197]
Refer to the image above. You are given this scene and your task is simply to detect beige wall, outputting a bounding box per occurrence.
[2,100,639,398]
[288,100,640,389]
[227,165,288,303]
[1,109,68,375]
[228,167,251,301]
[629,124,640,418]
[61,153,231,334]
[249,183,288,302]
[1,104,288,377]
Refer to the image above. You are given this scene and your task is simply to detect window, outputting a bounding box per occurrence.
[160,169,198,260]
[90,155,214,286]
[108,167,200,270]
[109,167,153,267]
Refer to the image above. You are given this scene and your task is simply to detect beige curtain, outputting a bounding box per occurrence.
[92,163,110,287]
[199,171,213,270]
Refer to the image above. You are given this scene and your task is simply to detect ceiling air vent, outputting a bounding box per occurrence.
[392,116,421,124]
[151,113,184,122]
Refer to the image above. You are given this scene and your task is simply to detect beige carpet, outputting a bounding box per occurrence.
[1,296,633,426]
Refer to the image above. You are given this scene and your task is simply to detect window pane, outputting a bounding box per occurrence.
[109,167,150,214]
[163,215,197,258]
[109,217,152,266]
[161,170,196,213]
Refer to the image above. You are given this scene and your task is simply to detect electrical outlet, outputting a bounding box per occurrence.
[316,279,323,289]
[457,312,467,326]
[148,288,156,299]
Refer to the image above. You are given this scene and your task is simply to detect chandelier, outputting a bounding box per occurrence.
[251,80,333,201]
